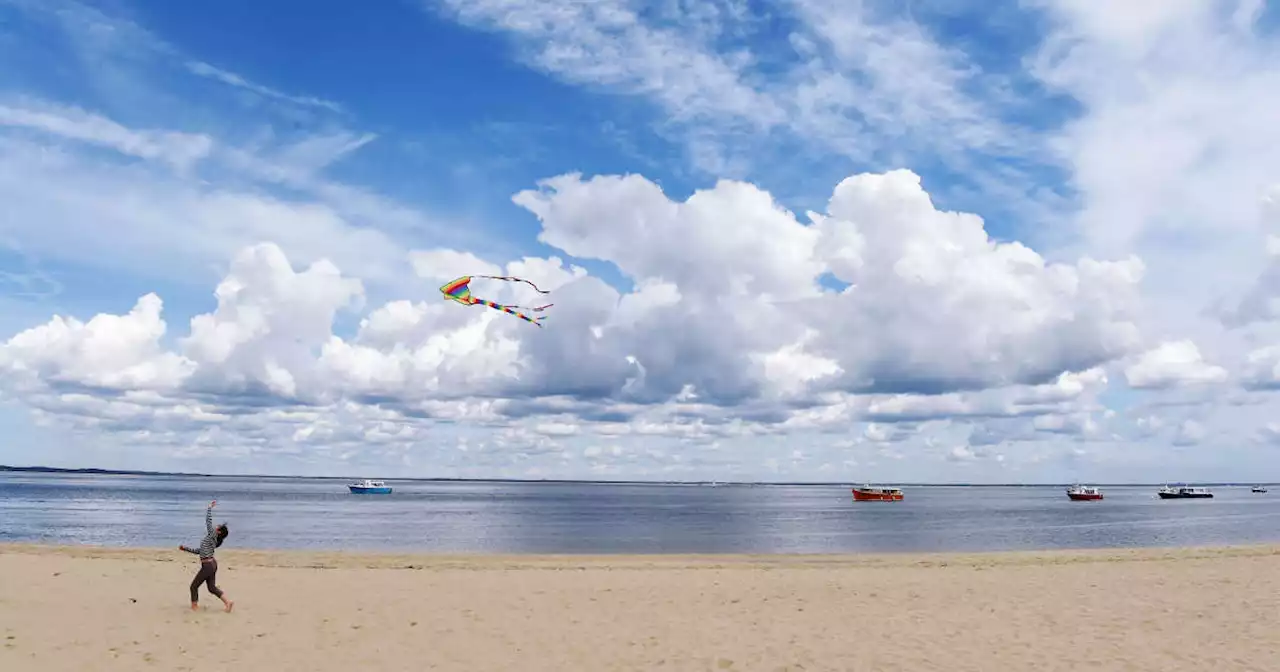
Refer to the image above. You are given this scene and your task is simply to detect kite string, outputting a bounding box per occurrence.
[474,275,552,294]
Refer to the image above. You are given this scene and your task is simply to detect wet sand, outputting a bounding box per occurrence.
[2,543,1279,671]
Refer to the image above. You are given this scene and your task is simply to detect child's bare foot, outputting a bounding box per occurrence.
[223,600,234,613]
[191,603,199,611]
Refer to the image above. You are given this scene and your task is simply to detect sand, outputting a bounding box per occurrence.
[2,544,1279,671]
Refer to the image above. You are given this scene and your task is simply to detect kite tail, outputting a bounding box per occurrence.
[474,275,552,294]
[514,311,546,328]
[489,302,553,313]
[478,300,547,327]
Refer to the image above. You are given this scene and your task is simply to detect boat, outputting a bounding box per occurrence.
[348,479,393,494]
[1157,484,1213,499]
[852,485,904,501]
[1066,484,1104,501]
[1252,485,1268,493]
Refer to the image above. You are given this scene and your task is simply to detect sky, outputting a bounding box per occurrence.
[0,0,1279,482]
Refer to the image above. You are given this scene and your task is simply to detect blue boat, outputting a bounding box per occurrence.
[348,479,393,494]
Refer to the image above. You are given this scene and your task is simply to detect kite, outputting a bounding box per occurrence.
[440,275,553,327]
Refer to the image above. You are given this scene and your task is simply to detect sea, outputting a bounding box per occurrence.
[3,473,1280,554]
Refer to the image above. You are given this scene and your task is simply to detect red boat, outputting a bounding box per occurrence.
[852,486,904,501]
[1066,484,1103,501]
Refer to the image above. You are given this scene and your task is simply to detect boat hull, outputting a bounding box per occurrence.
[1157,492,1212,499]
[1067,492,1103,501]
[852,489,903,501]
[349,486,393,494]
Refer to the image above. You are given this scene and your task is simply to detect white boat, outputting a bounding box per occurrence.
[1252,485,1268,493]
[1157,484,1212,499]
[348,479,392,494]
[1066,484,1103,501]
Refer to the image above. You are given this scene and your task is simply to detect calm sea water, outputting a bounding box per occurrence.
[3,473,1280,554]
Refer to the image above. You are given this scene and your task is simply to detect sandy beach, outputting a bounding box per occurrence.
[2,544,1279,671]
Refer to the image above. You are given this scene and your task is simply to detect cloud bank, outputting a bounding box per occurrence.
[1,0,1279,481]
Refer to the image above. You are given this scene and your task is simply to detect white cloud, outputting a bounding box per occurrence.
[1256,422,1280,445]
[1173,419,1207,447]
[185,61,344,113]
[1135,414,1165,436]
[1219,197,1280,326]
[1027,0,1280,303]
[0,101,213,171]
[428,0,1026,175]
[0,166,1153,475]
[409,249,503,284]
[784,0,1019,154]
[1027,0,1221,53]
[1240,344,1280,391]
[182,243,366,400]
[1124,340,1228,389]
[1032,413,1099,437]
[0,1,499,299]
[515,169,1143,399]
[0,293,192,392]
[0,102,466,293]
[947,444,1003,463]
[990,0,1280,476]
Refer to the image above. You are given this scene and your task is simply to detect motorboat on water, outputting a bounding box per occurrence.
[852,485,904,501]
[1252,485,1269,493]
[1157,484,1213,499]
[1066,484,1104,501]
[348,479,393,494]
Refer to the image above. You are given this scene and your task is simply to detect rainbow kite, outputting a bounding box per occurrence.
[440,275,553,327]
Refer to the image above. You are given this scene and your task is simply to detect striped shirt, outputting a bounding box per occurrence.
[182,506,217,559]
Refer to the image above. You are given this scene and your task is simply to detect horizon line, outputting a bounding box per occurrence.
[1,465,1271,487]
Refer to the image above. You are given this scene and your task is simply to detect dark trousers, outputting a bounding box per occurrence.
[190,559,224,602]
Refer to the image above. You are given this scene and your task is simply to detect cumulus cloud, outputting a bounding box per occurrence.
[0,167,1152,472]
[1123,340,1228,389]
[516,169,1144,401]
[0,293,191,392]
[183,243,366,400]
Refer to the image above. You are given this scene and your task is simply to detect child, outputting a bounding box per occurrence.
[178,499,234,612]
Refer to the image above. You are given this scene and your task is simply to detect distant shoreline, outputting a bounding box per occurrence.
[1,464,1271,487]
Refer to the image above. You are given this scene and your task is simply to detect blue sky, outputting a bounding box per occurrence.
[1,0,1280,481]
[0,0,1064,307]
